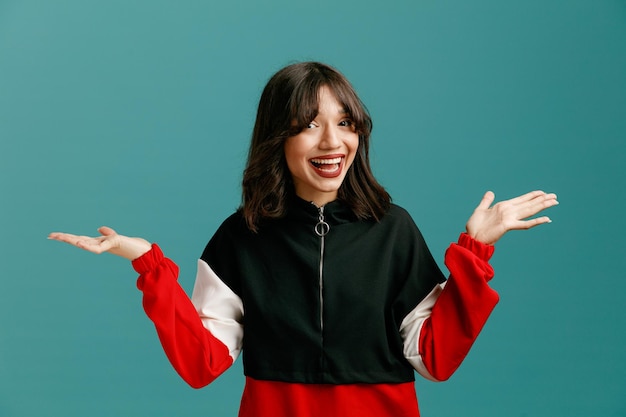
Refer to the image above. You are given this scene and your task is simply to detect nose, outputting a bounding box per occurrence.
[319,125,341,149]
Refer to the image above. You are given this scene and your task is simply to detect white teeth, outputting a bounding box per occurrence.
[310,157,342,164]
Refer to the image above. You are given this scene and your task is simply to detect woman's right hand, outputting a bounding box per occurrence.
[48,226,152,261]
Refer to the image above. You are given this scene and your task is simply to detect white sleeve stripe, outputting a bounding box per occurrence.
[399,282,446,382]
[191,259,244,362]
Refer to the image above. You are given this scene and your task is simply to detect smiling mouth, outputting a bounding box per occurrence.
[310,157,343,173]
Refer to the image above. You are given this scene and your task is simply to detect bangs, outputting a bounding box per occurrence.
[287,71,371,136]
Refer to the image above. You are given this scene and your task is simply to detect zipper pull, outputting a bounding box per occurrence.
[315,206,330,237]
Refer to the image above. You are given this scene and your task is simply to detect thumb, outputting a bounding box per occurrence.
[477,191,495,210]
[98,226,118,236]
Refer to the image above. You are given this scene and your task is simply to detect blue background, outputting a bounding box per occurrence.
[1,1,625,416]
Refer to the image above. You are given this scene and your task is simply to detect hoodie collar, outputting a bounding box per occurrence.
[287,194,358,225]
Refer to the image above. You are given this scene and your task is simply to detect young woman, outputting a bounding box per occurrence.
[49,62,558,417]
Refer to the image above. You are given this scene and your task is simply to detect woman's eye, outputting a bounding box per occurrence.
[339,120,354,127]
[307,122,316,129]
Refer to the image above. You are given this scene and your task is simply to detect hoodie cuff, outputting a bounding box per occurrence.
[457,233,495,262]
[131,244,164,274]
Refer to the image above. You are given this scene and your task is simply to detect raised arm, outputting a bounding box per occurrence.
[48,226,152,260]
[48,226,242,388]
[402,190,558,381]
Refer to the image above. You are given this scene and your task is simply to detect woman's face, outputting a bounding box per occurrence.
[284,86,359,207]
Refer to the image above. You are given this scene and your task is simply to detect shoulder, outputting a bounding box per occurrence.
[380,203,427,241]
[219,209,248,231]
[384,203,418,226]
[202,210,250,253]
[387,203,411,217]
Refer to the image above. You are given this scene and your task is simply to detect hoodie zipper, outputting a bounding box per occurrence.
[314,205,330,342]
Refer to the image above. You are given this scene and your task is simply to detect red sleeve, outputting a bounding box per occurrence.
[418,233,500,381]
[133,244,235,388]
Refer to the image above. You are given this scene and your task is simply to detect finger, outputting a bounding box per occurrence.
[518,192,558,206]
[48,232,88,245]
[48,232,74,239]
[507,190,547,205]
[476,191,495,210]
[48,232,68,240]
[98,226,117,236]
[512,216,552,230]
[516,196,559,220]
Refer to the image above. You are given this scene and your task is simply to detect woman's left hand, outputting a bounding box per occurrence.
[466,190,558,245]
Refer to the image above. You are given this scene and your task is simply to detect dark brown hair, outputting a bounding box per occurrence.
[242,62,390,232]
